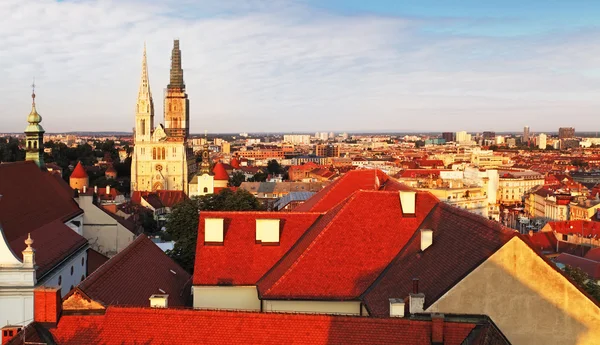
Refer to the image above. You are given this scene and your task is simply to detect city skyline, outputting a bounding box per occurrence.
[1,0,600,133]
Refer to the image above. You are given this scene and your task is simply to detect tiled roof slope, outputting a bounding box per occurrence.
[294,169,411,212]
[131,190,188,208]
[0,161,82,240]
[363,203,516,317]
[38,308,508,345]
[585,247,600,261]
[77,235,191,306]
[258,190,439,299]
[194,212,321,285]
[70,161,88,178]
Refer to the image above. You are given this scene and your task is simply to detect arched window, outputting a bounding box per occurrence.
[81,274,85,282]
[162,148,166,160]
[81,257,85,266]
[33,141,37,149]
[58,276,62,286]
[70,266,74,275]
[203,187,208,193]
[140,119,146,136]
[153,147,156,160]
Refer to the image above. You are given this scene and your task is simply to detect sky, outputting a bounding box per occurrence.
[1,0,599,134]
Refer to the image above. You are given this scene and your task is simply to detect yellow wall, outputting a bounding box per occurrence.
[262,300,362,315]
[427,237,600,345]
[193,286,261,311]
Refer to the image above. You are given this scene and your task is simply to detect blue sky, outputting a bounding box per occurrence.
[0,0,599,133]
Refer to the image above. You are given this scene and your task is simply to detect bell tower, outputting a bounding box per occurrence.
[24,82,45,169]
[164,39,189,139]
[135,43,154,142]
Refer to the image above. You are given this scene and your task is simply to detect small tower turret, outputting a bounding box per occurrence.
[24,82,45,168]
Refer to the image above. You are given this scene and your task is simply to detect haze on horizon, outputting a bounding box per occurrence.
[1,0,599,134]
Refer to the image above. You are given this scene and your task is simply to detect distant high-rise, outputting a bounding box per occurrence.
[315,144,340,157]
[538,133,547,150]
[558,127,575,139]
[455,131,471,143]
[442,132,455,142]
[482,131,496,139]
[523,126,530,142]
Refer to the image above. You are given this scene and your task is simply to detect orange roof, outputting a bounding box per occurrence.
[71,162,88,179]
[212,162,229,181]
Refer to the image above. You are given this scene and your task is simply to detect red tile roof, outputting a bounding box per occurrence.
[41,307,494,345]
[585,247,600,261]
[0,161,86,277]
[545,220,600,238]
[555,253,600,280]
[193,212,321,285]
[258,190,439,299]
[294,169,404,212]
[86,248,109,276]
[76,235,191,307]
[131,190,188,208]
[363,203,516,316]
[70,161,88,179]
[213,162,229,181]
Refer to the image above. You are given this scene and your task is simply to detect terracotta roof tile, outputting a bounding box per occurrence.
[213,162,229,181]
[70,161,88,179]
[78,235,191,307]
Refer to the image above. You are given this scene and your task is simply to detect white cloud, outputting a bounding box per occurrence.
[0,0,599,134]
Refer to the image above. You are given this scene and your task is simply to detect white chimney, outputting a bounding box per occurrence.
[204,218,224,243]
[420,229,433,251]
[149,294,169,308]
[256,219,280,244]
[94,185,98,193]
[399,191,416,215]
[409,278,425,314]
[106,185,110,194]
[389,298,405,317]
[82,185,87,193]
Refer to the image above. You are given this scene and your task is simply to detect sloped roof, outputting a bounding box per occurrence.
[70,161,88,179]
[77,235,191,307]
[212,162,229,181]
[363,203,516,316]
[193,212,321,285]
[32,308,507,345]
[131,190,188,208]
[294,169,406,212]
[585,247,600,261]
[258,191,439,299]
[86,249,109,276]
[545,220,600,238]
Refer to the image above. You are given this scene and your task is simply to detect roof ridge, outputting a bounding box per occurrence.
[558,253,600,263]
[262,191,361,295]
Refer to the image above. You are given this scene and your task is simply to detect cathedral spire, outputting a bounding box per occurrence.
[139,42,152,98]
[168,39,185,90]
[135,43,154,142]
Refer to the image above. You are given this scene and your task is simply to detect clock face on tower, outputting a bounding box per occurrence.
[203,151,208,159]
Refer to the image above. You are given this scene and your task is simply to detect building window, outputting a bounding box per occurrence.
[162,148,166,160]
[140,119,146,136]
[81,257,85,266]
[58,276,62,286]
[153,147,157,160]
[70,266,74,275]
[81,275,85,282]
[203,187,208,193]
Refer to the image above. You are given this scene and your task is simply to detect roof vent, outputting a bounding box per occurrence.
[399,191,416,216]
[170,269,177,275]
[256,219,280,244]
[205,218,224,243]
[389,298,405,317]
[420,229,433,251]
[149,294,169,308]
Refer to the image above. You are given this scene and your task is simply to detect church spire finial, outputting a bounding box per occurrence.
[31,78,36,106]
[168,39,185,90]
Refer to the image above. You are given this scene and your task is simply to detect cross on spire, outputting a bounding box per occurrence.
[31,78,36,105]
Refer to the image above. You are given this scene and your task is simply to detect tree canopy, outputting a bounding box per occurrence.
[564,265,600,302]
[166,189,264,273]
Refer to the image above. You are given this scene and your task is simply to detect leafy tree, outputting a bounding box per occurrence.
[564,265,600,302]
[249,171,267,182]
[166,189,263,272]
[267,159,283,175]
[229,171,246,187]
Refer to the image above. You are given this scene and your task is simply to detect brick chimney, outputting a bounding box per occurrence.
[431,313,444,345]
[409,278,425,314]
[34,286,62,325]
[1,325,23,345]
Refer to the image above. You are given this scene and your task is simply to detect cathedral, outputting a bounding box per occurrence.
[130,40,197,194]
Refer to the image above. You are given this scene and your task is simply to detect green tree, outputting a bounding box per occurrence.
[249,171,267,182]
[229,171,246,187]
[166,189,263,272]
[564,265,600,302]
[267,159,283,175]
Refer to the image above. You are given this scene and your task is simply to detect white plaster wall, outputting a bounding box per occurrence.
[193,286,260,311]
[41,249,87,298]
[0,292,33,325]
[263,300,361,315]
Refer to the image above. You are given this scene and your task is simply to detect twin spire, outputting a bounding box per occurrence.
[139,43,152,99]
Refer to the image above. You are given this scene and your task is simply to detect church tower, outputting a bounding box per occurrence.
[164,40,189,139]
[24,84,45,168]
[135,43,154,142]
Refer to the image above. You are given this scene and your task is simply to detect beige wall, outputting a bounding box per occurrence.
[427,237,600,345]
[262,300,361,315]
[77,196,135,257]
[193,286,260,311]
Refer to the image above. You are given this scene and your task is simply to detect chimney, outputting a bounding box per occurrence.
[1,326,23,345]
[420,229,433,251]
[82,185,87,194]
[21,233,35,268]
[389,298,405,317]
[409,278,425,314]
[256,219,280,244]
[94,185,98,194]
[34,287,62,325]
[106,185,110,195]
[149,294,169,308]
[399,191,416,216]
[431,313,444,345]
[204,218,224,243]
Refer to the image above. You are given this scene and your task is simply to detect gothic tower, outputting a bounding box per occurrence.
[24,84,45,168]
[164,39,189,139]
[135,43,154,142]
